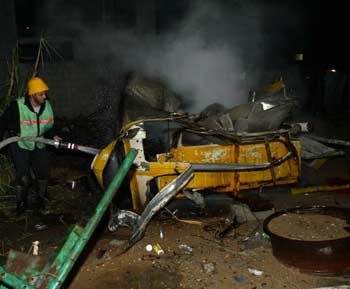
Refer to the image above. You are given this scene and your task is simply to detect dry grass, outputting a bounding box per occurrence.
[0,154,15,195]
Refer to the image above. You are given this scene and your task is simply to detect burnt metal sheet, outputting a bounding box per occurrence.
[263,206,350,276]
[108,165,194,251]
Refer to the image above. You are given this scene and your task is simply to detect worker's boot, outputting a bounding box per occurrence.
[14,185,26,216]
[14,176,31,216]
[37,179,50,214]
[26,190,34,214]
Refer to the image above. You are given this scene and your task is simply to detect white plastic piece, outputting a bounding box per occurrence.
[32,241,39,255]
[248,268,263,276]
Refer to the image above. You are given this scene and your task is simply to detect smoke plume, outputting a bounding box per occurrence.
[45,1,273,112]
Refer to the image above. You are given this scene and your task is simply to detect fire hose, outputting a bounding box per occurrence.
[0,136,100,155]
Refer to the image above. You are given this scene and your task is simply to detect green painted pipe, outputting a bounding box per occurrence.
[34,225,83,288]
[46,148,137,289]
[0,148,136,289]
[48,225,83,272]
[0,227,83,289]
[0,266,35,289]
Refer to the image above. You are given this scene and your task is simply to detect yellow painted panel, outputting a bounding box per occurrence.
[91,140,117,188]
[156,140,301,195]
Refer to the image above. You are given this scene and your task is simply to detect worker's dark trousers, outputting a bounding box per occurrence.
[10,143,49,213]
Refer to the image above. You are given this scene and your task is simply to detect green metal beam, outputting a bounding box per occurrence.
[0,148,137,289]
[33,225,83,288]
[46,148,137,289]
[0,266,35,289]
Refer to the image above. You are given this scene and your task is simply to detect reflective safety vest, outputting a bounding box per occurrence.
[17,97,54,150]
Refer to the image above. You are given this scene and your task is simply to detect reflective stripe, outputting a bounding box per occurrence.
[67,143,78,150]
[20,118,54,125]
[17,97,54,150]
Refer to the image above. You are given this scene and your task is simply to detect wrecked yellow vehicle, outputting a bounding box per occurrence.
[94,117,300,210]
[91,115,301,248]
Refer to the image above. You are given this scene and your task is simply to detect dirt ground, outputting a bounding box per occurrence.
[1,162,350,289]
[1,114,350,289]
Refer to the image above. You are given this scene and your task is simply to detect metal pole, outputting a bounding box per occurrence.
[0,266,35,289]
[46,148,137,289]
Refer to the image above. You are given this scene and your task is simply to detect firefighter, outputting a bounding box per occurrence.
[0,77,61,216]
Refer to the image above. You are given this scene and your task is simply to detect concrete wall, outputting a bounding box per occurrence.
[19,62,97,118]
[42,62,97,118]
[135,0,156,35]
[18,0,157,119]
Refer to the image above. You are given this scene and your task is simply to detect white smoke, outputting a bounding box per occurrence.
[45,0,269,112]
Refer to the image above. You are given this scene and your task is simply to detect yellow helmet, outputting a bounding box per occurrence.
[27,77,49,95]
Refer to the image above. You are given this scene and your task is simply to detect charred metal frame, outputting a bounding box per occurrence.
[104,118,300,250]
[108,165,194,249]
[121,118,300,211]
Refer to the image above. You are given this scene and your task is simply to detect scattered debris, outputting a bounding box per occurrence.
[34,223,48,231]
[248,268,264,276]
[231,203,275,223]
[123,73,182,123]
[216,215,240,240]
[153,242,164,256]
[32,241,39,256]
[308,135,350,147]
[233,274,247,283]
[310,286,350,289]
[164,207,204,225]
[242,231,270,242]
[178,244,193,255]
[307,158,328,169]
[66,180,77,190]
[300,135,345,160]
[183,190,206,208]
[95,249,107,260]
[203,262,216,274]
[109,239,126,247]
